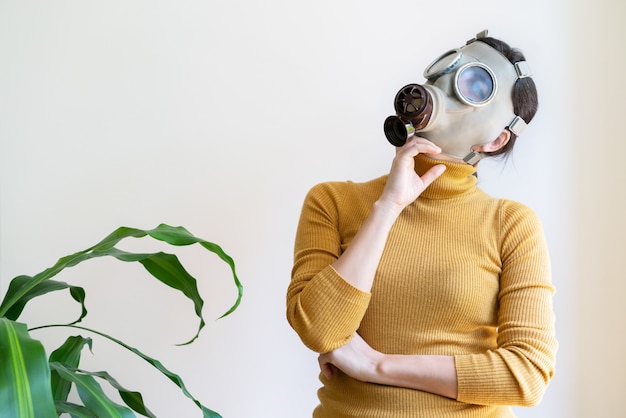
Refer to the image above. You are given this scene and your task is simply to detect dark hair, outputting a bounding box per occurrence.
[478,37,538,157]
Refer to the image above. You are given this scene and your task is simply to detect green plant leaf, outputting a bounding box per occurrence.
[0,224,243,343]
[55,400,98,417]
[147,224,243,318]
[0,318,57,418]
[39,324,222,418]
[49,336,93,403]
[49,362,136,418]
[89,227,148,252]
[84,247,206,345]
[2,276,87,323]
[49,338,155,417]
[137,252,206,345]
[145,224,202,246]
[0,224,240,418]
[70,369,157,418]
[0,252,92,320]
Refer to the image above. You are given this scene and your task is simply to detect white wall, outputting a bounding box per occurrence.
[0,0,622,417]
[570,0,626,416]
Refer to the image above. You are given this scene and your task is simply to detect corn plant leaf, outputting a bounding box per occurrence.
[49,362,136,418]
[0,224,238,418]
[49,335,93,403]
[40,324,222,418]
[0,224,242,345]
[70,369,157,418]
[146,224,243,318]
[136,252,205,345]
[54,400,98,417]
[2,276,87,323]
[87,248,205,346]
[0,318,57,418]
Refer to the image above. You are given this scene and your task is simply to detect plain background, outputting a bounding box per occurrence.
[1,0,624,417]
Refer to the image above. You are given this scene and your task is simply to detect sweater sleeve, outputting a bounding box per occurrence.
[455,201,558,407]
[286,182,371,353]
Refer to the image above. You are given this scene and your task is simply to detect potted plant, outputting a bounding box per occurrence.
[0,223,243,418]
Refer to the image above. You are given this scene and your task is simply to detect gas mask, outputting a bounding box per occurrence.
[383,30,532,165]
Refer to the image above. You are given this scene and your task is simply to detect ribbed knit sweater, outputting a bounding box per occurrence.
[287,154,557,417]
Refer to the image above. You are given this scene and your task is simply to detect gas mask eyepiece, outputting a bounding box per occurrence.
[453,63,497,105]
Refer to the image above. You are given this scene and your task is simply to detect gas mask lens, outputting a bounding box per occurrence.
[424,49,497,107]
[455,64,496,105]
[424,49,462,79]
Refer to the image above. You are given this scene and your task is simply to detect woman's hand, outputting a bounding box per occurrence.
[329,136,446,293]
[379,136,446,212]
[318,333,383,382]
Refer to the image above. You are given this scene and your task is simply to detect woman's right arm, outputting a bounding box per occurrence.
[286,138,445,352]
[331,139,445,292]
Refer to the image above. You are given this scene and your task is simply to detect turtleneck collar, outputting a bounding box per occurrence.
[414,154,478,199]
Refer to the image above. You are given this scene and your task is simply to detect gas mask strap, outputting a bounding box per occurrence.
[466,29,489,45]
[514,61,533,78]
[463,150,485,166]
[462,116,526,165]
[508,115,528,136]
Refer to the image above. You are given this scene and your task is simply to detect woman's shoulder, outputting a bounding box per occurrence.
[303,175,387,212]
[497,198,544,230]
[498,198,539,215]
[307,175,387,198]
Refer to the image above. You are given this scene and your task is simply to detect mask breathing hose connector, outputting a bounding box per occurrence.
[383,116,414,147]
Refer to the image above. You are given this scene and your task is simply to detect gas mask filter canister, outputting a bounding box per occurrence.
[383,30,532,165]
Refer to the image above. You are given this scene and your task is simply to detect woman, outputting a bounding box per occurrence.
[286,32,557,417]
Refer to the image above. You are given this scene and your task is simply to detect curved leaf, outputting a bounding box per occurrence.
[55,400,98,417]
[0,224,240,418]
[90,248,206,345]
[146,224,201,246]
[89,227,148,252]
[0,318,57,418]
[50,362,136,418]
[0,224,242,342]
[72,369,156,418]
[138,253,205,345]
[38,324,222,418]
[147,224,243,318]
[49,336,93,403]
[1,277,87,323]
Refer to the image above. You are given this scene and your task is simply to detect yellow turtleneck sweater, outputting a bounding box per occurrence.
[287,155,557,417]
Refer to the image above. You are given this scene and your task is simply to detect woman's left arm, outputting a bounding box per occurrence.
[318,333,458,399]
[454,202,558,406]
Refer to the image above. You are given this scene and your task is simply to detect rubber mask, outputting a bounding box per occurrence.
[383,30,531,164]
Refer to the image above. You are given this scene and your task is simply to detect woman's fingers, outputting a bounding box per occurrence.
[319,354,338,380]
[380,135,447,211]
[420,164,447,188]
[395,136,441,157]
